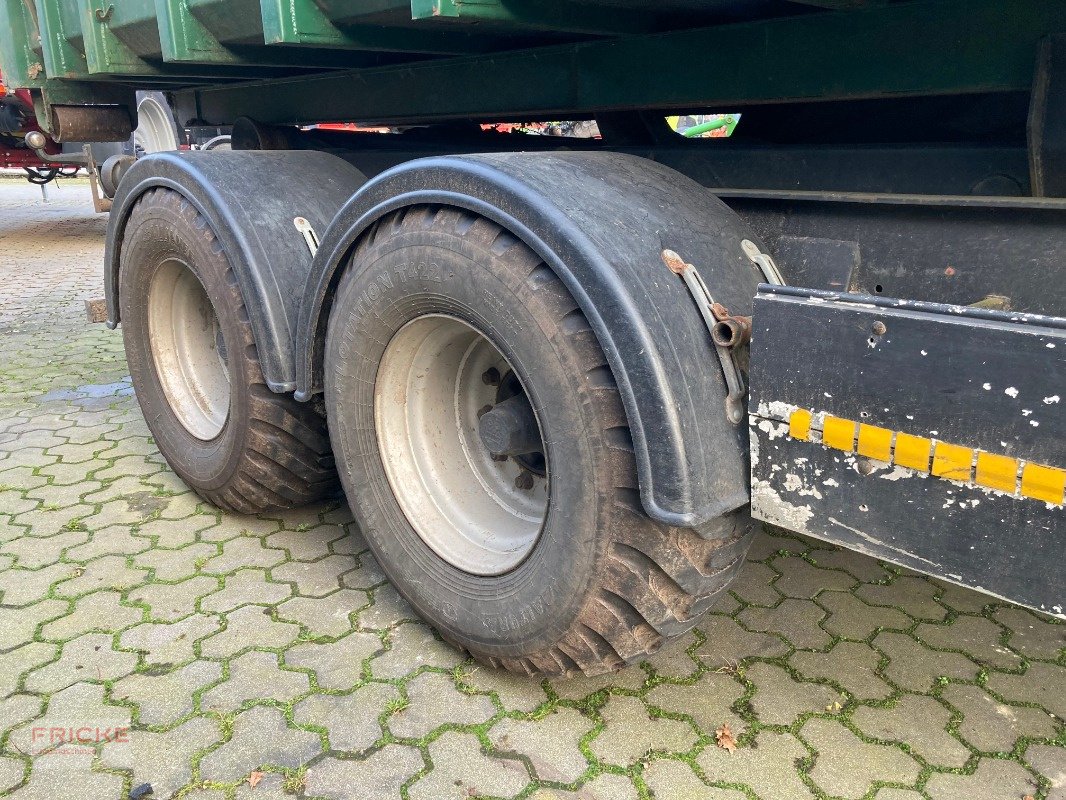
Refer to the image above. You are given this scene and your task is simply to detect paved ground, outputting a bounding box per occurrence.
[0,178,1063,800]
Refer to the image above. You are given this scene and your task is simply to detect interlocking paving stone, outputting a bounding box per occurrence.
[4,752,124,800]
[133,542,219,581]
[1025,743,1066,799]
[22,632,136,692]
[646,672,747,735]
[304,745,424,799]
[266,525,340,561]
[0,598,67,648]
[549,664,646,701]
[695,615,789,667]
[198,605,298,658]
[985,661,1066,719]
[589,696,698,766]
[275,589,367,636]
[199,568,291,612]
[993,606,1066,660]
[807,548,890,583]
[819,591,911,640]
[724,560,781,607]
[111,660,223,725]
[0,563,74,605]
[772,556,858,598]
[128,575,218,621]
[851,694,970,768]
[790,640,893,700]
[131,515,215,548]
[0,642,56,695]
[644,759,746,799]
[357,583,418,630]
[369,623,463,679]
[465,665,549,712]
[531,774,642,799]
[271,554,353,597]
[696,730,815,799]
[738,598,831,649]
[488,706,593,782]
[641,631,703,680]
[201,651,310,712]
[1,529,89,568]
[120,614,221,666]
[64,525,150,561]
[293,682,398,751]
[99,715,220,797]
[38,591,139,641]
[389,672,495,739]
[801,717,920,799]
[3,187,1065,799]
[52,554,147,597]
[747,661,841,725]
[914,616,1021,669]
[0,694,45,738]
[0,756,24,793]
[873,631,978,692]
[286,631,382,689]
[942,683,1059,752]
[410,731,530,800]
[202,535,286,574]
[8,681,130,759]
[856,576,948,621]
[198,705,321,782]
[923,757,1038,800]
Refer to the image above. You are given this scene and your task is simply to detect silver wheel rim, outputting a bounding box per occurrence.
[375,315,549,575]
[134,95,179,154]
[147,259,230,440]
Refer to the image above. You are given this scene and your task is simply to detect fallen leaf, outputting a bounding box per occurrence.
[715,723,737,755]
[248,772,264,789]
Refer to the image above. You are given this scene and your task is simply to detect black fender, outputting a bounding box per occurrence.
[297,152,765,528]
[104,150,367,392]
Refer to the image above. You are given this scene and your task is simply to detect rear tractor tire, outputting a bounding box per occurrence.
[324,205,753,677]
[119,188,339,513]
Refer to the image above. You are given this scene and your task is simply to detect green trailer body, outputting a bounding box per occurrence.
[0,0,1063,674]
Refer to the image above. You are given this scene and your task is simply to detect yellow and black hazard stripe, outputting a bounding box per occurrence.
[784,408,1066,506]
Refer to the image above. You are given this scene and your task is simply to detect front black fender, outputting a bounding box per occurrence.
[104,150,366,391]
[297,152,765,528]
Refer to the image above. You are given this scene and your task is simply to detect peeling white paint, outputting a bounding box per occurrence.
[1043,395,1060,405]
[1004,387,1019,398]
[982,383,992,390]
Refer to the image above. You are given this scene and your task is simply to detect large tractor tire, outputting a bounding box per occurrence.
[119,188,338,513]
[325,205,753,676]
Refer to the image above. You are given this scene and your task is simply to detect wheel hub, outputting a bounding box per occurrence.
[375,315,549,576]
[147,259,231,440]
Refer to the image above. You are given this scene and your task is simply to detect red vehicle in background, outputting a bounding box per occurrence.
[0,69,74,183]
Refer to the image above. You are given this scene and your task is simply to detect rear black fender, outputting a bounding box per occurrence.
[297,152,765,527]
[104,150,367,391]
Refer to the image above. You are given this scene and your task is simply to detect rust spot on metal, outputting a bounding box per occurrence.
[709,302,752,348]
[661,249,689,275]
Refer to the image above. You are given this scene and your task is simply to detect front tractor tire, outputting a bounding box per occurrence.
[325,206,753,677]
[119,188,338,513]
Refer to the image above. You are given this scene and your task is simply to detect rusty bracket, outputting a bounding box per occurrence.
[662,249,746,425]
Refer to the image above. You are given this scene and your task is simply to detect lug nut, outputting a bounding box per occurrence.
[514,472,534,490]
[481,367,501,386]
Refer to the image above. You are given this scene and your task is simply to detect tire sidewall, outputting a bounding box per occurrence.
[326,222,608,656]
[119,197,250,491]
